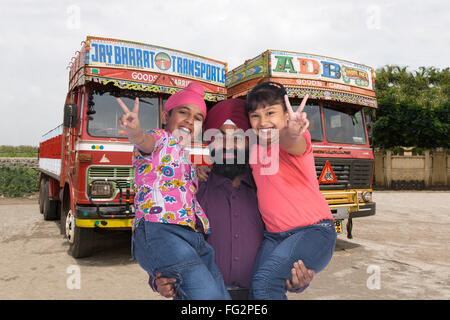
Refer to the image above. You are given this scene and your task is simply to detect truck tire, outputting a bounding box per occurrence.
[65,208,95,258]
[43,180,59,221]
[39,178,46,214]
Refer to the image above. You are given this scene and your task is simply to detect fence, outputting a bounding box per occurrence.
[0,157,39,169]
[374,148,449,189]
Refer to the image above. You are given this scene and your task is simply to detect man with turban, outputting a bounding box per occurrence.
[151,99,315,300]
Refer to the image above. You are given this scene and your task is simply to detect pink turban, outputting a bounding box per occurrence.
[203,98,250,132]
[164,82,207,116]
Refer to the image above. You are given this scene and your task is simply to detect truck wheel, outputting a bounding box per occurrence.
[39,178,46,214]
[66,209,94,258]
[43,180,59,221]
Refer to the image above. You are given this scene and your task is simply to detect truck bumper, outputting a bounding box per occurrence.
[74,205,134,228]
[349,202,376,218]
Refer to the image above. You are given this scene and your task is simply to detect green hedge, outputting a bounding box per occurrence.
[373,66,450,149]
[373,98,450,149]
[0,145,38,157]
[0,167,39,198]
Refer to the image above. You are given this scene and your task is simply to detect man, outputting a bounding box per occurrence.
[151,99,315,300]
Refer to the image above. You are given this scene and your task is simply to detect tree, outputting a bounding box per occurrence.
[373,65,449,149]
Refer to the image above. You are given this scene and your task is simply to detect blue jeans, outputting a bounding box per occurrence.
[132,220,231,300]
[250,219,337,300]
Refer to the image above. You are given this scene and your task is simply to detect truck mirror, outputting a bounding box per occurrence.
[63,103,78,128]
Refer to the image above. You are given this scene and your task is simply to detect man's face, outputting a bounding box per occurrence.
[208,124,249,179]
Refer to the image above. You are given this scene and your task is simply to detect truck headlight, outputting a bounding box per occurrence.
[89,181,114,198]
[362,191,371,202]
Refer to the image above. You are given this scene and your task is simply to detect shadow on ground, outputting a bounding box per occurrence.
[335,238,361,251]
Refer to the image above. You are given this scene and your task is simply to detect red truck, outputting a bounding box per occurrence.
[38,36,227,258]
[226,50,377,238]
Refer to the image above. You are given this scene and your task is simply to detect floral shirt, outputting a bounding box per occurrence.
[131,129,210,234]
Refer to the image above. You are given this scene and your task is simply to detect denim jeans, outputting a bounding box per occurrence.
[250,219,337,300]
[132,220,231,300]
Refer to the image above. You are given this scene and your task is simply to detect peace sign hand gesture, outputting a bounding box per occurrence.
[117,97,142,140]
[285,94,310,137]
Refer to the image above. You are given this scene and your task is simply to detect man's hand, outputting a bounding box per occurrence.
[196,165,211,182]
[154,272,177,299]
[285,260,315,291]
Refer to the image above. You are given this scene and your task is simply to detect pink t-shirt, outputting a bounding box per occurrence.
[131,129,210,234]
[250,130,333,233]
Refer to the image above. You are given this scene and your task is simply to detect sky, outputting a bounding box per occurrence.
[0,0,449,146]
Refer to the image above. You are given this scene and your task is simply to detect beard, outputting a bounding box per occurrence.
[210,148,249,180]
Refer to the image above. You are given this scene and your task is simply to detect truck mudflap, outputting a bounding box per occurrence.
[346,202,376,239]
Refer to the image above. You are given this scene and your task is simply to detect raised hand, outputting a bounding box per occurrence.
[285,94,310,136]
[117,97,142,140]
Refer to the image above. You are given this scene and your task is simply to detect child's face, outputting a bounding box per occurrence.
[162,104,205,144]
[248,103,289,145]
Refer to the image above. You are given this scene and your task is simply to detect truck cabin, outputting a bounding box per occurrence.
[80,82,217,140]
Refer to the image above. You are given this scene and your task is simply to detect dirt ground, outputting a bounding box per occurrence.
[0,191,449,300]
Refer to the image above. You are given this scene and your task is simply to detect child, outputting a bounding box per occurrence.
[246,81,337,300]
[117,82,230,300]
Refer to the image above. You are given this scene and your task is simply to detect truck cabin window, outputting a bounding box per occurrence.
[291,101,323,142]
[323,104,367,145]
[87,86,159,138]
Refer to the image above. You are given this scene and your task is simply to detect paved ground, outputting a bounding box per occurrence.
[0,191,449,300]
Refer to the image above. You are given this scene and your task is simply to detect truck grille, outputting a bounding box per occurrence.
[87,166,135,190]
[315,158,373,190]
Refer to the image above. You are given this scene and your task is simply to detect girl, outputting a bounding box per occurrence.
[246,81,337,300]
[118,82,230,300]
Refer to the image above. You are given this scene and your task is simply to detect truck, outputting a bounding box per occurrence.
[226,50,377,238]
[38,36,227,258]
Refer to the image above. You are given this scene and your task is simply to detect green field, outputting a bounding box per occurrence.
[0,145,38,157]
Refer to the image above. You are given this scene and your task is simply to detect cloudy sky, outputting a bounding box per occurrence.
[0,0,449,146]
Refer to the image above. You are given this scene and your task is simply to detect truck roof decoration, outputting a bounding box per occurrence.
[226,50,377,108]
[68,36,227,102]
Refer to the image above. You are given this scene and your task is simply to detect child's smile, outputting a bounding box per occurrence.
[163,104,204,144]
[248,103,289,144]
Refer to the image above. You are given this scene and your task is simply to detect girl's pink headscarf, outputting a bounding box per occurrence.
[164,82,207,116]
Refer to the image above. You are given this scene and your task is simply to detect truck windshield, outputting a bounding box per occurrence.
[292,102,322,142]
[87,86,159,138]
[323,104,367,145]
